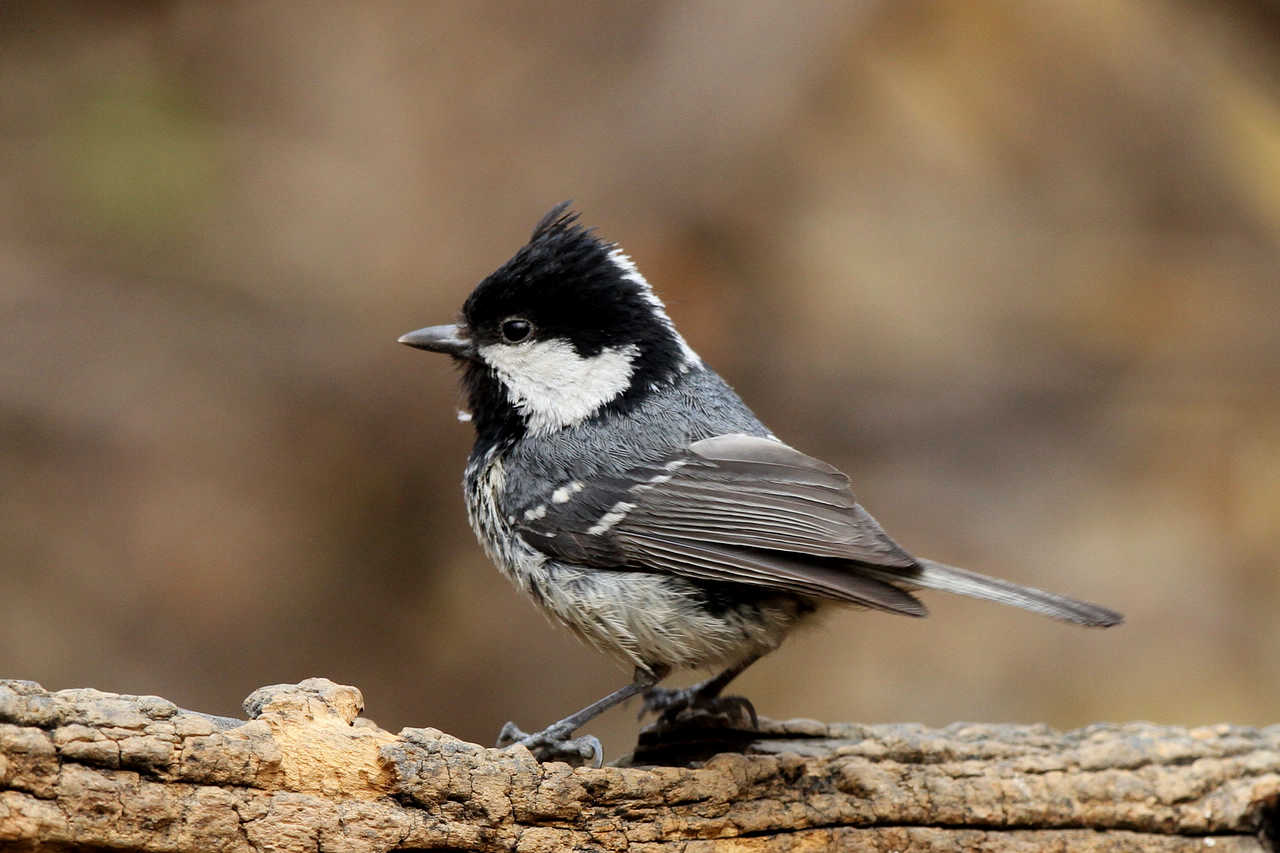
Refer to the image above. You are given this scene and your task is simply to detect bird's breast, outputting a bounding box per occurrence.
[463,448,547,597]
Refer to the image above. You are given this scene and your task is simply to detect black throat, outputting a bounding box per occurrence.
[461,358,526,459]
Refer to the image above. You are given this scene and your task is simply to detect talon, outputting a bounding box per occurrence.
[566,734,603,768]
[495,720,529,748]
[496,723,605,767]
[720,695,758,729]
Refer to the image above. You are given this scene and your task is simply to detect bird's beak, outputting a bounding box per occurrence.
[397,324,476,358]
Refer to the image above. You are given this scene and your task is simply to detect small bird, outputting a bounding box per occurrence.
[399,204,1122,767]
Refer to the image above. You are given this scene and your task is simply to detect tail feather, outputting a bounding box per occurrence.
[867,558,1124,627]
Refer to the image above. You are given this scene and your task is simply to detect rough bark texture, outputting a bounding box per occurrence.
[0,678,1276,852]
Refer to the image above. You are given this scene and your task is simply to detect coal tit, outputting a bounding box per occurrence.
[399,204,1123,767]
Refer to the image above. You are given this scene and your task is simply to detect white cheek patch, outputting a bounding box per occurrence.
[479,338,640,435]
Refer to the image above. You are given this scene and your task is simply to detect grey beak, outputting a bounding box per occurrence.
[397,324,475,358]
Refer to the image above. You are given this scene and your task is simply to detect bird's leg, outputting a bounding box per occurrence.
[639,652,763,728]
[496,664,670,767]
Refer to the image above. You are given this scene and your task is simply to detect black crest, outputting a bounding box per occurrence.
[529,200,580,243]
[459,204,693,448]
[462,203,679,358]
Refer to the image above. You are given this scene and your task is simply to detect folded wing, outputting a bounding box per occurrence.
[516,433,1122,627]
[517,433,927,616]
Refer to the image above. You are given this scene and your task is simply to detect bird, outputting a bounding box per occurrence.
[398,203,1123,767]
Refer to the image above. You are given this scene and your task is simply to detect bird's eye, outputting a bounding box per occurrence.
[500,318,533,343]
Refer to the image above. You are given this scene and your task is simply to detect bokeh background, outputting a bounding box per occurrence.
[3,1,1278,760]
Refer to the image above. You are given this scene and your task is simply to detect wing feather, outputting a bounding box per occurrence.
[516,434,923,613]
[617,530,927,615]
[514,433,1122,627]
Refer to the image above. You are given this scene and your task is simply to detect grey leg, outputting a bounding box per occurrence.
[639,652,764,727]
[497,664,670,767]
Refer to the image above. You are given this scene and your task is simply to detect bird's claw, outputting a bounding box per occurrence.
[639,687,759,729]
[495,720,603,768]
[494,720,529,748]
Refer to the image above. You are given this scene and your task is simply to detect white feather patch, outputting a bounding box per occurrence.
[607,248,702,370]
[551,481,584,503]
[478,339,640,435]
[587,501,636,535]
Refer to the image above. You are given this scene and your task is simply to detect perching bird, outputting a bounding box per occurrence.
[398,204,1123,767]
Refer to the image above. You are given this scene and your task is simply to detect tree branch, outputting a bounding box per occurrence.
[1,678,1276,851]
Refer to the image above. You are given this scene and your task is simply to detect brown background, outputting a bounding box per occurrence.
[2,1,1277,760]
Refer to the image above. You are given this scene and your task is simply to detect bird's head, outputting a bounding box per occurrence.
[399,204,701,443]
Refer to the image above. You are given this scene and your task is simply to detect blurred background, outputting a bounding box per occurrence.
[3,1,1278,760]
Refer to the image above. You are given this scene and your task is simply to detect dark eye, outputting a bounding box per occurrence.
[500,318,533,343]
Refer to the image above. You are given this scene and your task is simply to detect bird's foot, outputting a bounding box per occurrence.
[495,720,604,768]
[639,685,759,730]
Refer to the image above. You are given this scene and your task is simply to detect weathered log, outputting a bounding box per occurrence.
[1,677,1276,851]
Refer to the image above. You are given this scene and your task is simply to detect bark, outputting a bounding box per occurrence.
[1,678,1277,852]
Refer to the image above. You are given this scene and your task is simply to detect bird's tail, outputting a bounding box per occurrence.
[867,558,1123,627]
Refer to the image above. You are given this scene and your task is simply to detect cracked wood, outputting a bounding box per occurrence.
[1,678,1278,851]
